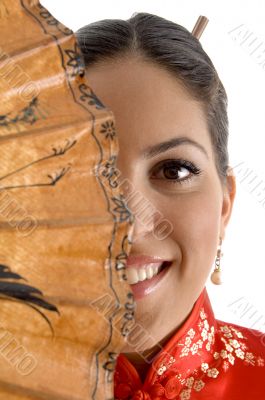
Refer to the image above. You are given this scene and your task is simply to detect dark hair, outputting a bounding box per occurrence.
[76,12,229,185]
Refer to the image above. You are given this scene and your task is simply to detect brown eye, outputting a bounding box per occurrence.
[150,159,202,185]
[162,164,189,180]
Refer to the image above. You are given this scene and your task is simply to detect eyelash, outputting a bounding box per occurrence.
[150,158,202,185]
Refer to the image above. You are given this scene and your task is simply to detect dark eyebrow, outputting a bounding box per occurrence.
[142,136,209,159]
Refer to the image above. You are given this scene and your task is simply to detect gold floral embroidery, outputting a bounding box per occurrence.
[178,307,215,360]
[155,306,265,400]
[200,362,209,372]
[206,367,219,378]
[193,379,205,391]
[180,389,192,399]
[257,357,265,367]
[157,355,176,376]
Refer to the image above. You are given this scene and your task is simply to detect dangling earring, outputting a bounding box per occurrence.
[211,236,223,285]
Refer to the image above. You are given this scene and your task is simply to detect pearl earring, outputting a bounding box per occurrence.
[210,237,223,285]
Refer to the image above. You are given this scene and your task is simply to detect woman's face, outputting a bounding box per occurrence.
[86,57,236,359]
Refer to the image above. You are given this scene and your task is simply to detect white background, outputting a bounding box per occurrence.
[42,0,265,332]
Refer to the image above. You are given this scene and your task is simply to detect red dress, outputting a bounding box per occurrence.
[114,287,265,399]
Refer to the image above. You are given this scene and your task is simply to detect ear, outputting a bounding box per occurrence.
[220,166,237,240]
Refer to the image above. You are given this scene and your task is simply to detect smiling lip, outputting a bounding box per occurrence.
[126,255,171,269]
[125,255,174,300]
[126,260,173,300]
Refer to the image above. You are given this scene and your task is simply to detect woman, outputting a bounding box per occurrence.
[76,12,265,399]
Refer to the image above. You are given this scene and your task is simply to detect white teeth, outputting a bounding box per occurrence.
[138,268,146,281]
[126,268,138,284]
[146,265,154,279]
[126,262,164,285]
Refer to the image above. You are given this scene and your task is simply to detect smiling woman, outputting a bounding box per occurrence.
[76,12,265,400]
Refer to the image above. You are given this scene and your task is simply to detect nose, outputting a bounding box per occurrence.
[118,174,161,244]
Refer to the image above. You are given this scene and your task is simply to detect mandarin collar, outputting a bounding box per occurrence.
[114,286,218,398]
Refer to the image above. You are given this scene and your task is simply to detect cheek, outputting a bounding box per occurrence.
[164,187,222,278]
